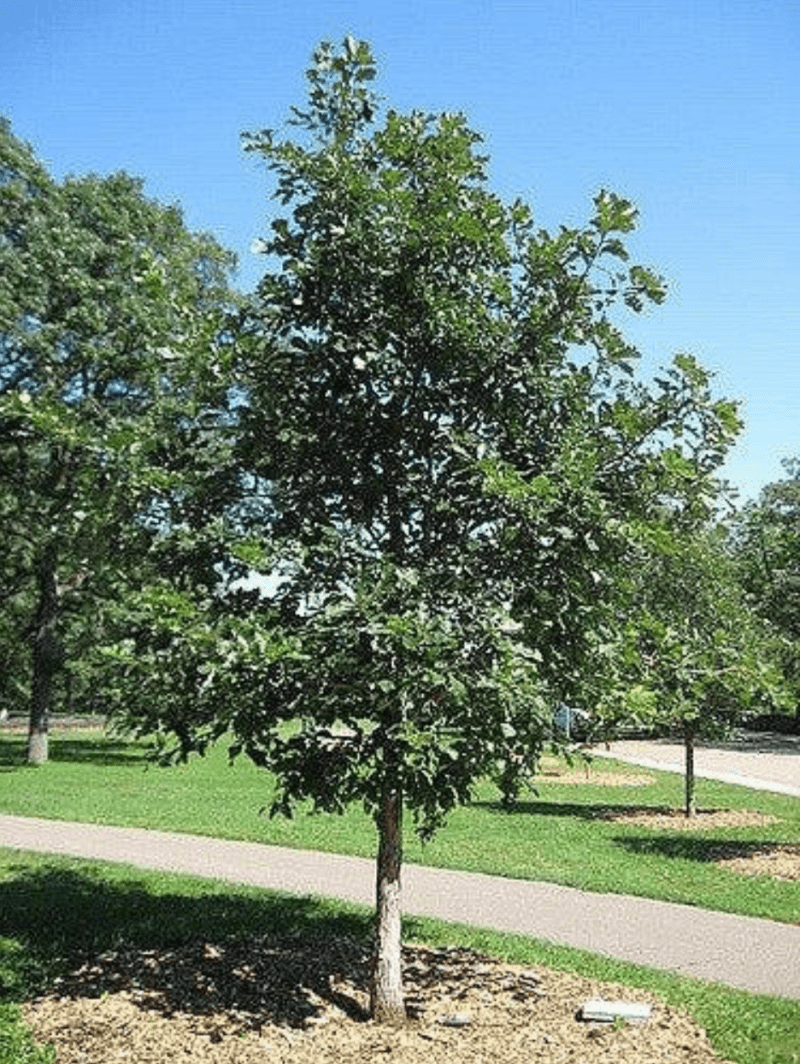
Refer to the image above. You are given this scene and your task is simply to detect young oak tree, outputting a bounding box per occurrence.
[114,39,741,1022]
[730,458,800,719]
[0,118,238,761]
[615,527,789,816]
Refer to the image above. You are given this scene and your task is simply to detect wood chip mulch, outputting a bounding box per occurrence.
[23,939,734,1064]
[592,808,800,881]
[594,809,778,831]
[714,843,800,882]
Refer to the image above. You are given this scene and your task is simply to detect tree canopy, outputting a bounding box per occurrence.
[615,527,789,814]
[0,117,238,761]
[730,458,800,716]
[108,39,744,1022]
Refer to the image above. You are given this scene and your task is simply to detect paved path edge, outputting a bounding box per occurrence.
[592,748,800,797]
[0,814,798,1001]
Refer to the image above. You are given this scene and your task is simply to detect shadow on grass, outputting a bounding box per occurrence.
[0,736,148,769]
[0,862,374,1027]
[615,835,792,865]
[473,798,671,821]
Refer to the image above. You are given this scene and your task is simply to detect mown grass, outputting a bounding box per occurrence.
[0,851,797,1064]
[0,728,798,923]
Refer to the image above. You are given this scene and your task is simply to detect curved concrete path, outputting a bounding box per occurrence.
[1,814,798,1001]
[593,731,800,797]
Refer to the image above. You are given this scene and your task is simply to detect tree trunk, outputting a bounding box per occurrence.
[27,547,60,765]
[371,787,405,1025]
[683,723,696,818]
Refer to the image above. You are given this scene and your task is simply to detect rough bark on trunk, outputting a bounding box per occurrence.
[27,548,60,766]
[371,788,405,1025]
[683,723,696,818]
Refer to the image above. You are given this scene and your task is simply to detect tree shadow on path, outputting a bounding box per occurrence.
[642,731,800,757]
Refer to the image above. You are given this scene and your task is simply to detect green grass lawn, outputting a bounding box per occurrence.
[0,728,798,1063]
[0,850,797,1064]
[0,727,797,924]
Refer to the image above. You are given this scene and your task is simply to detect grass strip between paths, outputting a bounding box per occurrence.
[0,729,797,924]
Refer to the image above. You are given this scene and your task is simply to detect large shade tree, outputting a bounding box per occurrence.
[112,39,742,1022]
[0,118,238,761]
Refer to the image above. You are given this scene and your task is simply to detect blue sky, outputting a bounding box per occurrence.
[3,0,798,503]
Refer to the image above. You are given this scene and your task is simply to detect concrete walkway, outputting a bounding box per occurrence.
[593,731,800,797]
[1,814,798,1001]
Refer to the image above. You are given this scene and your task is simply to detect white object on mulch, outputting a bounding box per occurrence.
[437,1013,472,1027]
[581,999,652,1024]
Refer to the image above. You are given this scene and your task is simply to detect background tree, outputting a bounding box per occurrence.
[730,458,800,722]
[617,528,789,815]
[0,118,238,762]
[112,39,742,1022]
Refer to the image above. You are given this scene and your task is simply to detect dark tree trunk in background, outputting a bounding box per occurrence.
[371,787,405,1025]
[683,722,697,818]
[27,546,60,765]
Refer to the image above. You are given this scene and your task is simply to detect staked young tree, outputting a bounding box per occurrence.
[0,118,239,762]
[111,40,743,1022]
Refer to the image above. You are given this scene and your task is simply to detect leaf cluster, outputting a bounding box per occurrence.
[610,528,791,737]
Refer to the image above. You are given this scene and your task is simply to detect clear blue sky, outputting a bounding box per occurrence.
[3,0,798,503]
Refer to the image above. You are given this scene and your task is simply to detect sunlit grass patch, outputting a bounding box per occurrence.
[0,729,798,923]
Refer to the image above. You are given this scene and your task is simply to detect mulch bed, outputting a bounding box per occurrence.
[24,940,732,1063]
